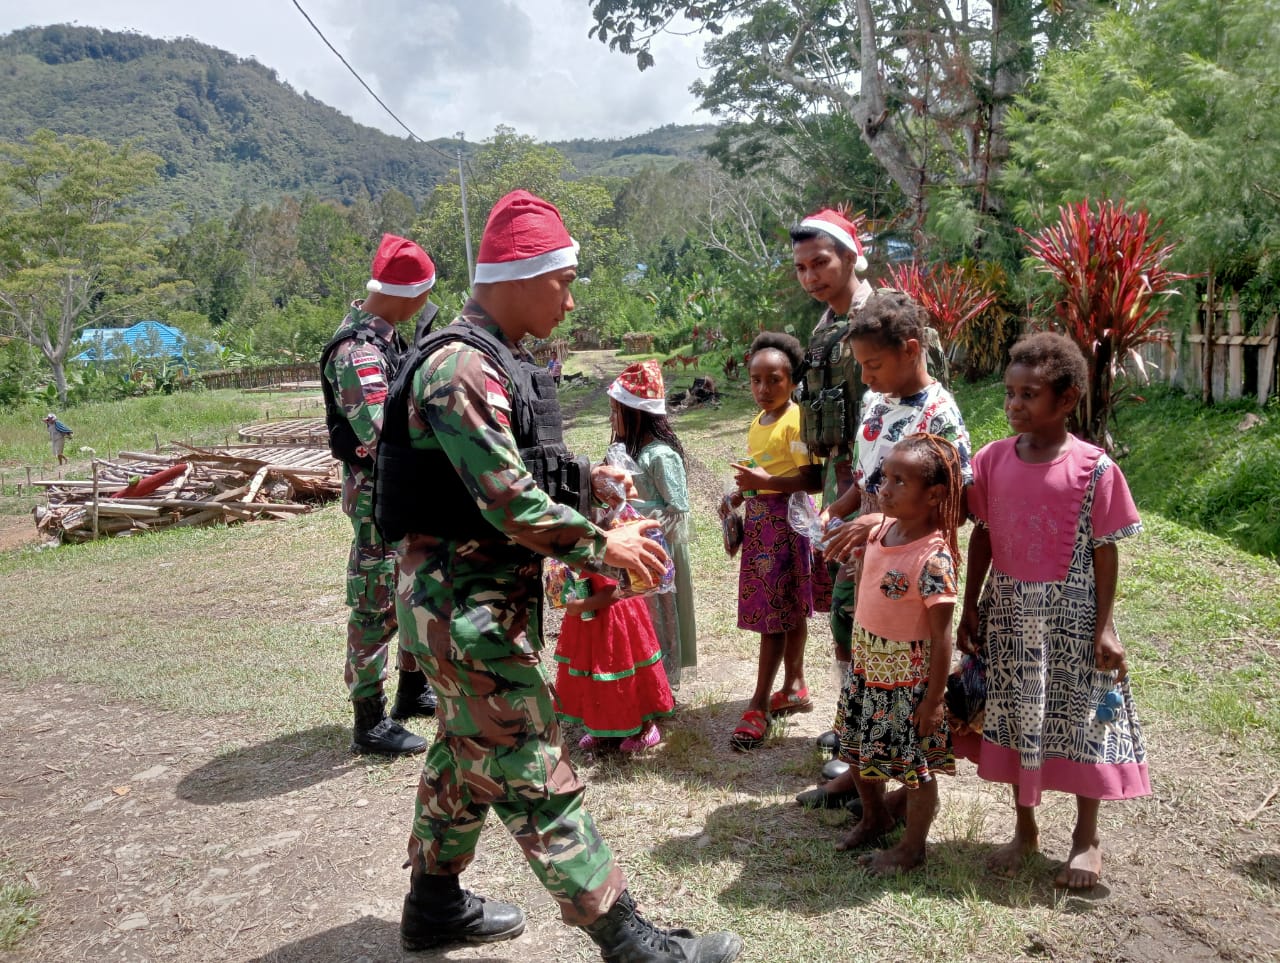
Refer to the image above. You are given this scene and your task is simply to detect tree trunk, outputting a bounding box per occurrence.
[52,358,69,405]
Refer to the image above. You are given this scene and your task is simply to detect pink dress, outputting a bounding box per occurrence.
[968,435,1149,807]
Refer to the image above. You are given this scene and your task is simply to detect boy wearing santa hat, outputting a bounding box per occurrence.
[320,234,440,757]
[387,190,741,962]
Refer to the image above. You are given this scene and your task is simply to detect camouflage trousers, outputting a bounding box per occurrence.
[345,514,416,700]
[397,566,626,927]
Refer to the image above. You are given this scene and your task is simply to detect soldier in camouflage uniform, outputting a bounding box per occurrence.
[388,190,742,963]
[320,234,439,756]
[789,212,949,798]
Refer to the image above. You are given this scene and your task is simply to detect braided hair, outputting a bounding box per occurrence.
[895,432,965,560]
[612,404,687,464]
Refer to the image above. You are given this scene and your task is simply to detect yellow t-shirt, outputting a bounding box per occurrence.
[746,403,816,492]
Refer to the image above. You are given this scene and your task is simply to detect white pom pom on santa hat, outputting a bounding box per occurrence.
[366,234,436,297]
[473,190,579,284]
[800,209,869,273]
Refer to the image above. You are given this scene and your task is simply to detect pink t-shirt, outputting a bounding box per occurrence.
[855,521,957,643]
[968,435,1140,583]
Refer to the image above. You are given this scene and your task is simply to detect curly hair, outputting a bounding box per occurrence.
[1008,331,1088,397]
[611,404,686,464]
[749,331,805,379]
[849,289,927,350]
[893,433,965,561]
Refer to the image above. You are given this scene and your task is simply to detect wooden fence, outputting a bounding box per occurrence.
[1138,296,1279,405]
[194,364,317,391]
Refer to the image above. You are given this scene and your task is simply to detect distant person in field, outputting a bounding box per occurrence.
[44,413,73,465]
[319,234,440,757]
[959,331,1149,889]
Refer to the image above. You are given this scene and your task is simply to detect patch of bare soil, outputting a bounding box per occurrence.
[0,515,39,552]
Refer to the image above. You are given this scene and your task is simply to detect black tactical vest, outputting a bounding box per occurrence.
[319,324,408,470]
[796,317,951,458]
[374,323,591,543]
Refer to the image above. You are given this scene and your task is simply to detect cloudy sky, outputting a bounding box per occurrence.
[0,0,715,142]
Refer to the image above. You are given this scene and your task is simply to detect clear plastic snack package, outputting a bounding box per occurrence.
[785,491,843,550]
[543,558,574,608]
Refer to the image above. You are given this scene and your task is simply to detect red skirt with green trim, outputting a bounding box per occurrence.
[553,593,674,738]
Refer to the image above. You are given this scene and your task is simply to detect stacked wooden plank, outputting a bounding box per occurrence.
[31,443,340,543]
[238,418,328,445]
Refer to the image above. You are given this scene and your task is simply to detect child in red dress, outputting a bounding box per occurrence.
[554,571,675,752]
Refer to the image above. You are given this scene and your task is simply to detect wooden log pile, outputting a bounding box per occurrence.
[32,444,340,544]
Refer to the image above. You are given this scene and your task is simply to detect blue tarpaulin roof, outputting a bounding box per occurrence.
[73,321,209,363]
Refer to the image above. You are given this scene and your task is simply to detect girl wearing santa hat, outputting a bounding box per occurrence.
[606,360,698,690]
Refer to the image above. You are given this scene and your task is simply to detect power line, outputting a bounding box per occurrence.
[288,0,453,163]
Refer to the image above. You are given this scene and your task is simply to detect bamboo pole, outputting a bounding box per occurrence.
[91,459,100,540]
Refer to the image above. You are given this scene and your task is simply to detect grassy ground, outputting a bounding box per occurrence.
[0,391,322,482]
[0,355,1277,961]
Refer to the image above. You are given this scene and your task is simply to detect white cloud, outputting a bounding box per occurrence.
[0,0,712,142]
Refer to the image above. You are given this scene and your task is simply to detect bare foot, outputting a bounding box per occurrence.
[859,842,926,875]
[835,815,895,852]
[884,786,908,823]
[987,832,1039,877]
[1055,840,1103,889]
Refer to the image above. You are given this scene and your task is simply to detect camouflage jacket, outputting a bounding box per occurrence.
[397,300,607,652]
[322,305,403,518]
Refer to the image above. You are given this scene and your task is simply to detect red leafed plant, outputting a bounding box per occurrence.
[888,260,1001,346]
[1023,199,1191,447]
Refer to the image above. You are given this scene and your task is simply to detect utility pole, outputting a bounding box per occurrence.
[456,132,474,285]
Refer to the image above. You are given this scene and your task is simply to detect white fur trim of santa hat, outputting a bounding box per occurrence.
[473,190,580,284]
[366,233,436,297]
[607,380,666,415]
[800,212,869,273]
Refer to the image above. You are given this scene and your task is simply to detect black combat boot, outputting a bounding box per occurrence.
[583,890,743,963]
[400,867,525,951]
[350,695,427,755]
[390,669,438,721]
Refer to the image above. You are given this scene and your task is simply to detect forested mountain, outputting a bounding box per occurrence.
[0,24,711,217]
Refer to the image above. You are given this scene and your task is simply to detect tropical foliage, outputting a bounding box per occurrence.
[1023,200,1192,445]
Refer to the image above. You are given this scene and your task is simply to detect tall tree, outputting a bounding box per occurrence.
[0,130,184,402]
[1003,0,1280,295]
[587,0,1097,232]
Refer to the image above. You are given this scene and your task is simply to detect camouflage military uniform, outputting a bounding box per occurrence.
[322,306,419,701]
[396,301,625,927]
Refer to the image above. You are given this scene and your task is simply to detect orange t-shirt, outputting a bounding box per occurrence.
[855,520,957,643]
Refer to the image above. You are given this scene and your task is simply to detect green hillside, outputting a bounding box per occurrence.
[0,24,713,217]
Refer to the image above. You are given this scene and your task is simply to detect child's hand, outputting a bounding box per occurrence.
[1094,622,1128,682]
[821,513,878,564]
[956,605,981,655]
[565,598,586,617]
[913,696,945,737]
[731,462,771,493]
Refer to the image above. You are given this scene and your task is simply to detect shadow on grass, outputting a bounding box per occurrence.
[1238,852,1280,893]
[176,724,357,804]
[647,796,1112,917]
[246,914,514,962]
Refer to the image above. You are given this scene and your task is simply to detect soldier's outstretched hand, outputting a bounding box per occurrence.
[602,520,668,582]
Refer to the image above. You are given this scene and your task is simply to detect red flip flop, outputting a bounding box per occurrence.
[768,687,813,714]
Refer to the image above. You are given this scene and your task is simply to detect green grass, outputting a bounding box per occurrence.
[0,861,40,950]
[0,390,323,476]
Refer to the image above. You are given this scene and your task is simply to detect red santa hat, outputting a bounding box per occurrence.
[799,209,868,273]
[474,190,579,284]
[366,234,436,297]
[607,360,666,415]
